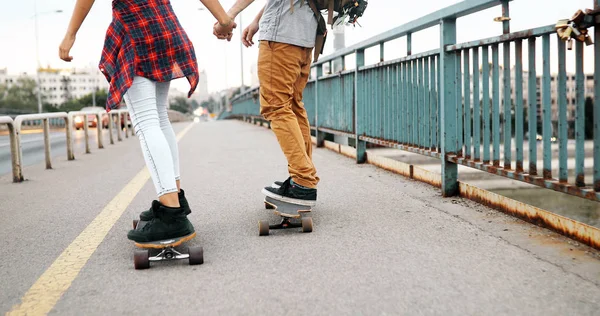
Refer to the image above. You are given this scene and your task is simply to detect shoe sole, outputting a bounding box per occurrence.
[261,188,317,207]
[134,232,196,249]
[271,183,281,189]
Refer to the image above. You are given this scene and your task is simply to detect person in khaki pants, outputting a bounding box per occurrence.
[215,0,319,206]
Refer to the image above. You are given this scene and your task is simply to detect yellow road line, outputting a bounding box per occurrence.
[7,122,196,316]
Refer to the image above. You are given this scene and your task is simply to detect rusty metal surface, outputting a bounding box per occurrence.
[447,155,600,202]
[459,182,600,250]
[323,140,357,159]
[413,165,442,188]
[366,153,413,178]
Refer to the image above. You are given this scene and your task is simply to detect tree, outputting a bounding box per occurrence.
[201,97,219,114]
[190,99,200,110]
[170,97,191,114]
[0,78,40,113]
[60,89,108,112]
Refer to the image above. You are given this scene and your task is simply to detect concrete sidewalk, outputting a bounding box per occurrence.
[1,120,600,315]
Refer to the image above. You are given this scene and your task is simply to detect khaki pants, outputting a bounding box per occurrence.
[258,41,319,189]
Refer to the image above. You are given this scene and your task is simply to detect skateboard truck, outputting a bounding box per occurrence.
[132,221,204,270]
[259,196,314,236]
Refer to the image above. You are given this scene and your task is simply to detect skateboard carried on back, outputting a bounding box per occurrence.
[131,220,204,270]
[259,196,313,236]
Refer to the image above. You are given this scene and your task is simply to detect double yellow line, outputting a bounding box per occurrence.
[7,122,196,316]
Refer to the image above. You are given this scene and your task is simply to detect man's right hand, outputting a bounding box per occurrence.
[242,21,259,47]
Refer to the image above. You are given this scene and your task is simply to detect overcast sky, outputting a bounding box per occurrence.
[0,0,595,94]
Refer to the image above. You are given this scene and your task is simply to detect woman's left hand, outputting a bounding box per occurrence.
[59,34,76,62]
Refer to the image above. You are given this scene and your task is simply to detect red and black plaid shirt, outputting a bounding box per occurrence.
[99,0,199,111]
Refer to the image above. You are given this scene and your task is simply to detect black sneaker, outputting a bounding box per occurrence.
[127,201,195,242]
[139,189,191,221]
[271,177,290,189]
[262,178,317,206]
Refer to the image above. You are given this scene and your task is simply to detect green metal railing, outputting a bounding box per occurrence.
[230,0,600,203]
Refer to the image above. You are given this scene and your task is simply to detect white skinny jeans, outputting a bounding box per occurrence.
[123,76,180,197]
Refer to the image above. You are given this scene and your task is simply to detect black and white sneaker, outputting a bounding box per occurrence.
[262,178,317,207]
[270,177,290,189]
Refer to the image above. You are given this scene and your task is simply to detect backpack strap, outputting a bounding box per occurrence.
[327,0,335,24]
[307,0,328,62]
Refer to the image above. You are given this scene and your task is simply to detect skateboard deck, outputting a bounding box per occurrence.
[259,196,313,236]
[131,221,203,270]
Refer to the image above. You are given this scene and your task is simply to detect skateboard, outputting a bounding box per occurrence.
[131,220,204,270]
[259,196,313,236]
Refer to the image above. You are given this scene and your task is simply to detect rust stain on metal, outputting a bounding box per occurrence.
[575,173,585,187]
[412,166,442,188]
[543,168,552,179]
[595,180,600,192]
[516,161,523,173]
[366,154,412,178]
[493,160,500,167]
[459,182,600,251]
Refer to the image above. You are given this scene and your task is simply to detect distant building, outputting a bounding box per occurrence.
[37,66,108,107]
[470,66,594,126]
[0,68,29,87]
[190,70,210,104]
[1,67,109,107]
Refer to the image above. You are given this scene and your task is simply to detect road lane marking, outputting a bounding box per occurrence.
[7,122,196,316]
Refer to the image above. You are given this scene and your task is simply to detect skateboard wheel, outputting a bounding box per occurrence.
[301,217,313,233]
[188,246,204,265]
[264,202,275,210]
[134,250,150,270]
[259,221,270,236]
[133,219,139,230]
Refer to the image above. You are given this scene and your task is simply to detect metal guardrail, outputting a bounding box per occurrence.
[69,111,104,153]
[13,112,73,181]
[230,0,600,203]
[2,108,134,183]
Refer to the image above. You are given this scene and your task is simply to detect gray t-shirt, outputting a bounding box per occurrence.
[258,0,318,48]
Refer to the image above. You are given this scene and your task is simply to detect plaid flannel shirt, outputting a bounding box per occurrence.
[99,0,199,111]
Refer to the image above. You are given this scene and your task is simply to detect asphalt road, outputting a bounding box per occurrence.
[1,121,599,315]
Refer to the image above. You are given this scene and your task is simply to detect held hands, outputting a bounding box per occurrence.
[241,21,259,47]
[59,34,76,62]
[213,17,237,41]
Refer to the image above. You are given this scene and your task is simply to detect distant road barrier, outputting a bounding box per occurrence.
[2,108,135,183]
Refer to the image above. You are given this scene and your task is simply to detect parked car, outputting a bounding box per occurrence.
[74,106,104,130]
[98,107,131,130]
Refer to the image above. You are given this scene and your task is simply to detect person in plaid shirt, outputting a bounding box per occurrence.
[59,0,236,243]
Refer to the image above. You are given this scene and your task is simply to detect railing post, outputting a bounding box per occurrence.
[595,0,600,191]
[117,112,123,142]
[316,64,325,147]
[43,118,52,169]
[355,48,367,163]
[65,117,74,160]
[108,112,115,145]
[440,18,458,197]
[96,113,104,149]
[83,114,91,154]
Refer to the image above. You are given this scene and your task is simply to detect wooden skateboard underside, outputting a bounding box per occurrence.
[134,232,196,249]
